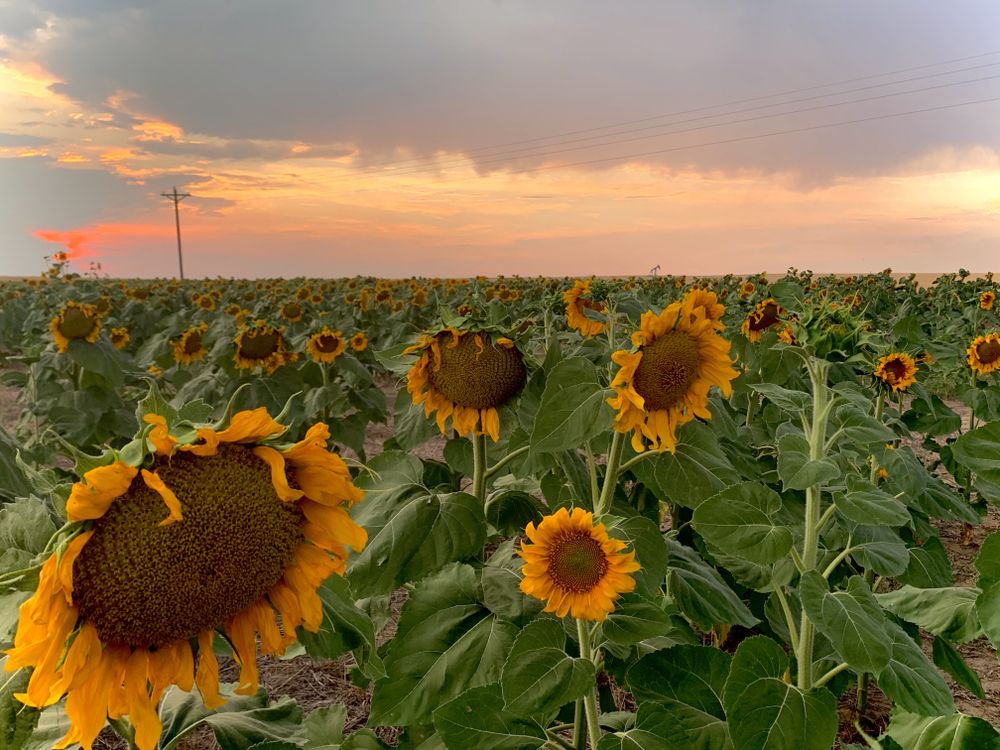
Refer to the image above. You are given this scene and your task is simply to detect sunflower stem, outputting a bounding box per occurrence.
[616,450,655,475]
[572,699,587,750]
[575,618,603,749]
[595,431,624,517]
[796,358,831,692]
[471,433,488,503]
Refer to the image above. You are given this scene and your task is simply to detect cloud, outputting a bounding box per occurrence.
[12,0,1000,183]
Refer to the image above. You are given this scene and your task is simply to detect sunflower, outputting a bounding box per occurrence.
[280,301,304,323]
[919,349,935,366]
[740,298,784,342]
[306,327,346,364]
[3,407,365,750]
[519,507,639,621]
[981,291,996,311]
[350,332,368,352]
[874,352,918,392]
[563,279,606,338]
[173,322,209,365]
[608,291,739,453]
[224,303,242,317]
[109,327,130,350]
[968,333,1000,376]
[196,295,216,312]
[234,321,297,374]
[50,301,102,352]
[406,328,526,441]
[739,280,755,298]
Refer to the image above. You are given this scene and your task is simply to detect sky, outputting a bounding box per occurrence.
[0,0,999,279]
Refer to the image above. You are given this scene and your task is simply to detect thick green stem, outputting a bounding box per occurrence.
[595,431,625,517]
[576,619,602,749]
[572,699,587,750]
[797,359,831,691]
[471,433,487,503]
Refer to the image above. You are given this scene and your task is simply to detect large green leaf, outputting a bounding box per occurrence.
[727,679,837,750]
[898,537,954,589]
[596,703,679,750]
[629,423,741,509]
[833,479,910,527]
[665,538,758,630]
[484,490,545,535]
[602,594,676,647]
[849,526,910,577]
[776,434,839,492]
[480,541,544,626]
[876,621,954,716]
[975,530,1000,651]
[626,645,731,720]
[886,711,1000,750]
[693,483,793,565]
[932,637,985,700]
[951,420,1000,487]
[348,468,486,598]
[748,383,810,413]
[799,573,890,676]
[721,637,788,717]
[499,618,595,716]
[876,586,982,643]
[0,497,55,560]
[158,688,303,750]
[433,684,546,750]
[369,564,518,726]
[604,515,668,596]
[529,357,613,454]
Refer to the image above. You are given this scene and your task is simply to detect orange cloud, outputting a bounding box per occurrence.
[33,222,179,267]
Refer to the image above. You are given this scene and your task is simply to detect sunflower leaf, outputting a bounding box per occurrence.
[727,679,838,750]
[692,482,793,565]
[876,621,954,716]
[369,563,518,726]
[433,684,546,750]
[157,687,303,750]
[886,710,1000,750]
[665,537,758,630]
[596,703,680,749]
[529,357,613,454]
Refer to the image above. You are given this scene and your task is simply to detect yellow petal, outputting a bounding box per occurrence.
[251,446,305,502]
[140,470,184,525]
[66,461,137,522]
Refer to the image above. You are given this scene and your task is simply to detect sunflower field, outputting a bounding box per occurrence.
[4,266,1000,750]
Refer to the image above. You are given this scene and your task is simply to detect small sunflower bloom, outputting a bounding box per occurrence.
[306,327,346,364]
[172,322,209,365]
[874,353,918,392]
[968,333,1000,376]
[741,298,784,342]
[609,291,739,453]
[563,279,606,338]
[109,327,130,350]
[350,332,368,352]
[519,507,640,621]
[406,328,526,441]
[280,301,305,323]
[980,291,996,311]
[3,408,365,750]
[50,301,102,352]
[234,321,297,374]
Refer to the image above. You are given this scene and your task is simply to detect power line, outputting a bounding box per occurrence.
[525,94,1000,174]
[336,73,1000,180]
[342,49,1000,172]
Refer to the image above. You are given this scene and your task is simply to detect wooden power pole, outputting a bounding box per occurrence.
[161,186,191,279]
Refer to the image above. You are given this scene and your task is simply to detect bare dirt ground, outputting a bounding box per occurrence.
[1,379,998,746]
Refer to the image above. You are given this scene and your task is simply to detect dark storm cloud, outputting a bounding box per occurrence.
[15,0,1000,181]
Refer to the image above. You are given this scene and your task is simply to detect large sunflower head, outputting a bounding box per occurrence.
[50,300,102,352]
[609,291,739,453]
[980,291,996,311]
[740,298,783,342]
[874,352,918,392]
[3,402,365,750]
[405,328,527,441]
[968,333,1000,376]
[306,326,346,364]
[172,322,209,365]
[234,321,297,374]
[519,507,640,621]
[563,279,606,338]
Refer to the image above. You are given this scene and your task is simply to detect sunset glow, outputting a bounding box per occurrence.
[2,2,999,278]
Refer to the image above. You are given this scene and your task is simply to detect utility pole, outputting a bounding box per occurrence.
[161,186,191,279]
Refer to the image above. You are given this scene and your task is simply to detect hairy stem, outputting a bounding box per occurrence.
[576,618,603,749]
[471,433,487,503]
[595,431,625,517]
